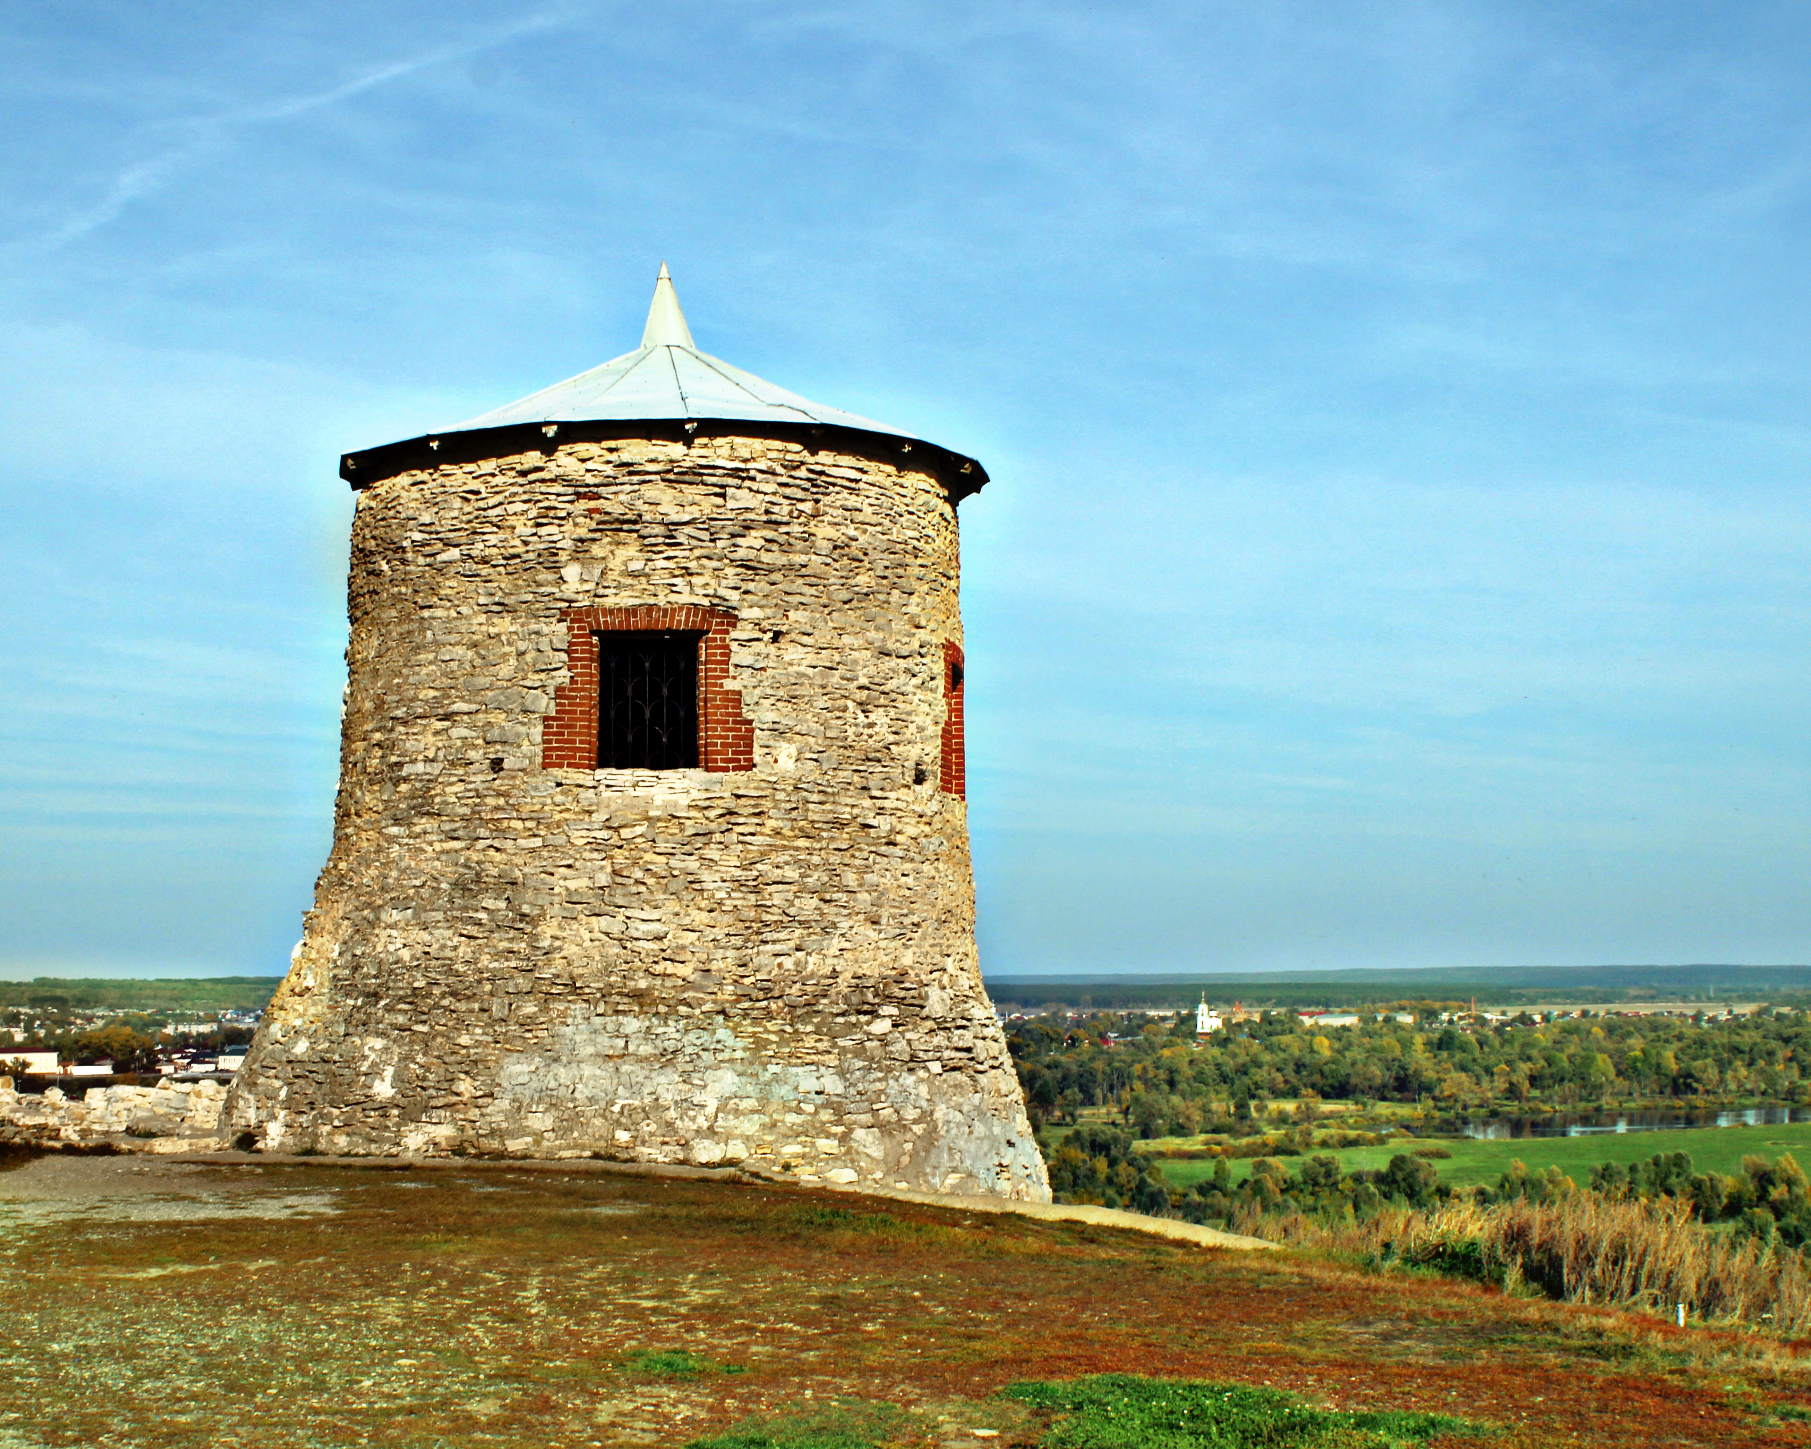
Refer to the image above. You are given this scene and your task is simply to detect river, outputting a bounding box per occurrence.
[1461,1105,1811,1139]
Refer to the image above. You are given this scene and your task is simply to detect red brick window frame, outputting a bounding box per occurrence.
[941,640,966,798]
[544,606,754,772]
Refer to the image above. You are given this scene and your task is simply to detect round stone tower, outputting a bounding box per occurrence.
[225,267,1049,1201]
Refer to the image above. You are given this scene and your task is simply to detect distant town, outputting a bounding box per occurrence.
[999,999,1774,1034]
[3,1001,264,1084]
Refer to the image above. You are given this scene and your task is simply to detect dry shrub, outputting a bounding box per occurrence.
[1230,1193,1811,1337]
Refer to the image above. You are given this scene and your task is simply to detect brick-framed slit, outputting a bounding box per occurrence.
[941,639,965,798]
[543,605,755,772]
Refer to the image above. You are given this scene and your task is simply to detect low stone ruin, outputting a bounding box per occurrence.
[0,1079,227,1153]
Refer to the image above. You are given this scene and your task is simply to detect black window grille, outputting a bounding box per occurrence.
[596,631,700,769]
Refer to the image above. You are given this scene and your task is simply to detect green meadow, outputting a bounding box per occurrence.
[1149,1119,1811,1193]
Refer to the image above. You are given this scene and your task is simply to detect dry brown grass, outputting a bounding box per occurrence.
[1235,1191,1811,1337]
[7,1154,1810,1446]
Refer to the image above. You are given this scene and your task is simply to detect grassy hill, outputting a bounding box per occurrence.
[0,976,283,1014]
[4,1152,1807,1446]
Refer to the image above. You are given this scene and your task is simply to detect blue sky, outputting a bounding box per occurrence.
[2,2,1807,979]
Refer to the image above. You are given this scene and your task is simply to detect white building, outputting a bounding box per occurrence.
[1196,998,1223,1035]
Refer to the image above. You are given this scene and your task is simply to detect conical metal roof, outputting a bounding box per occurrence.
[340,266,986,492]
[453,265,909,436]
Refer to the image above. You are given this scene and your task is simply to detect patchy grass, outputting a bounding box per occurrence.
[1003,1376,1489,1447]
[2,1154,1807,1447]
[625,1349,748,1379]
[686,1398,915,1448]
[687,1379,1490,1448]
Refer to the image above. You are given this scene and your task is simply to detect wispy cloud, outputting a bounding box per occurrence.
[32,9,575,249]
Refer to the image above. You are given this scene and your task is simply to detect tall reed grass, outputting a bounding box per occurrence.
[1232,1191,1811,1336]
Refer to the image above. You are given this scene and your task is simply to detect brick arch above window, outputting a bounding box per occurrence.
[543,605,755,773]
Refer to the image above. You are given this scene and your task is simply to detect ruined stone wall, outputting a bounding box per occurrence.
[226,432,1049,1202]
[1,1079,225,1152]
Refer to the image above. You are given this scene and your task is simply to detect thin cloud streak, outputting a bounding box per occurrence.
[28,8,576,250]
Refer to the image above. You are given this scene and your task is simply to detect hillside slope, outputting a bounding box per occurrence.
[1,1152,1805,1446]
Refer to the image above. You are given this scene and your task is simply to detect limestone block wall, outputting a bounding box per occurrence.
[225,430,1049,1202]
[1,1080,226,1151]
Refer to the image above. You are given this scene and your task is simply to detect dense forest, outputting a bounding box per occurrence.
[1007,1006,1811,1137]
[1013,1006,1811,1335]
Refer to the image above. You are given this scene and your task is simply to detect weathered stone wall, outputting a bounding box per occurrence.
[225,431,1049,1201]
[1,1079,226,1152]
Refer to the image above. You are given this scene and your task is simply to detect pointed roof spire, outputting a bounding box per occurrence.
[640,262,695,349]
[341,263,988,496]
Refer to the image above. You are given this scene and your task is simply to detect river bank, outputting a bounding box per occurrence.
[1152,1118,1811,1192]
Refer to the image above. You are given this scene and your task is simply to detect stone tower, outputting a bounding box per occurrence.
[225,267,1050,1202]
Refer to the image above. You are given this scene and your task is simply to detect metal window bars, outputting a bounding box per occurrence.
[596,631,701,769]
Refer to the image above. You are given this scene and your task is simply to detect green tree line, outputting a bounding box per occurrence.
[1008,1007,1811,1133]
[0,977,278,1014]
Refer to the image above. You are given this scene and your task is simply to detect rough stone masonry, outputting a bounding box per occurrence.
[225,281,1049,1201]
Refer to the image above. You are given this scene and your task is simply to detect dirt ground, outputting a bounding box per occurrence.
[2,1151,1807,1447]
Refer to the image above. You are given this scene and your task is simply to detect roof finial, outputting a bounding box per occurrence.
[640,261,695,349]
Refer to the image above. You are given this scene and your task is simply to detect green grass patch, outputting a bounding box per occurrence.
[686,1398,913,1448]
[621,1348,744,1378]
[775,1204,947,1249]
[1153,1120,1811,1193]
[1002,1375,1489,1447]
[790,1206,915,1232]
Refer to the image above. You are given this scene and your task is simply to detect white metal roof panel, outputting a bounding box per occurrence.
[453,340,909,437]
[450,263,908,437]
[340,265,988,495]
